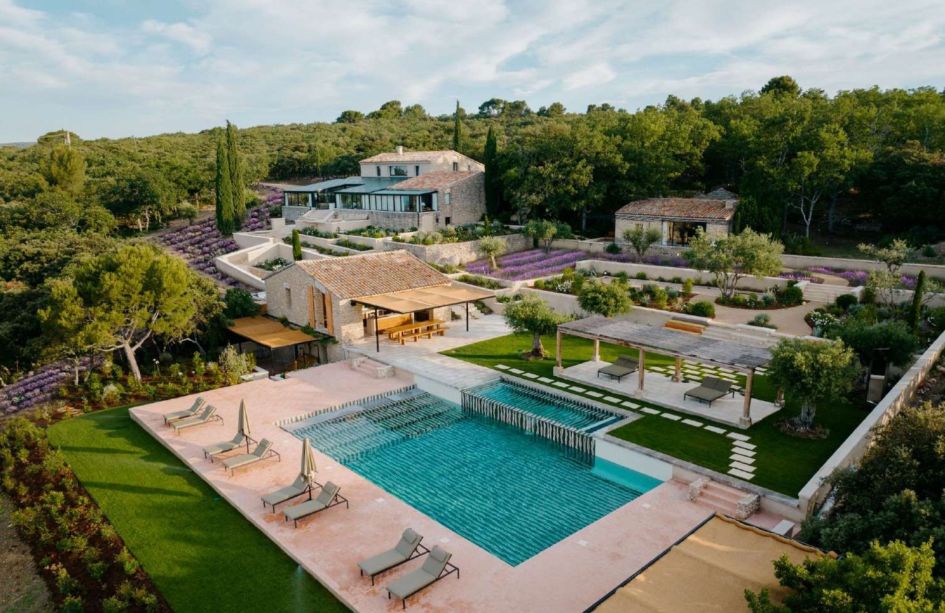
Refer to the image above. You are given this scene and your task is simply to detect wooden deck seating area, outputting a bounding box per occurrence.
[386,319,447,344]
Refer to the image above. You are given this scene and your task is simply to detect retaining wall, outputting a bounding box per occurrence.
[797,327,945,514]
[383,234,531,267]
[576,260,787,293]
[781,254,945,279]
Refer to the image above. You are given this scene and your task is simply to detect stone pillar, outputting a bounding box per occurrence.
[638,348,646,391]
[673,356,682,383]
[740,369,754,428]
[592,338,600,362]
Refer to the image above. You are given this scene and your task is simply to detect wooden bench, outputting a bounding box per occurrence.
[664,320,707,335]
[387,320,444,341]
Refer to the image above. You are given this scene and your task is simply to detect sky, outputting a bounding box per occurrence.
[1,0,944,142]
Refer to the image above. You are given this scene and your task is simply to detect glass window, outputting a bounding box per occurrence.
[389,165,408,176]
[376,165,381,176]
[415,165,420,176]
[444,191,451,205]
[452,162,459,171]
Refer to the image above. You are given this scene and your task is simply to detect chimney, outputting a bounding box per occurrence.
[396,145,404,155]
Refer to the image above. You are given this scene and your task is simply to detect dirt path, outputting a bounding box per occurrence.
[0,494,52,612]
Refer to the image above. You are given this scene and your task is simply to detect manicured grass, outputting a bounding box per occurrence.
[47,408,347,613]
[444,332,869,497]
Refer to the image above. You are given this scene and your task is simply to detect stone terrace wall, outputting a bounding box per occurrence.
[797,328,945,514]
[384,234,530,267]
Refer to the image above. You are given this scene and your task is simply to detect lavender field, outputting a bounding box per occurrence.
[464,248,689,281]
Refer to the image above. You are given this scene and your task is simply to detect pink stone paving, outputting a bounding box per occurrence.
[131,362,713,612]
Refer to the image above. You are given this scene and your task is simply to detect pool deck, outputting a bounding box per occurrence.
[557,361,781,428]
[130,361,715,612]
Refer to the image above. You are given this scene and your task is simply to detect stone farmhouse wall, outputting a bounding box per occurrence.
[614,215,730,246]
[438,173,486,227]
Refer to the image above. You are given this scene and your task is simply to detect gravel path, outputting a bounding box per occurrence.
[0,494,52,612]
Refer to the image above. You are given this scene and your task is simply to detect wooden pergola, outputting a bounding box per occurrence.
[354,283,495,351]
[556,316,772,427]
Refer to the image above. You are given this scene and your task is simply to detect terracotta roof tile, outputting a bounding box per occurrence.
[390,171,478,191]
[615,197,737,221]
[294,250,448,299]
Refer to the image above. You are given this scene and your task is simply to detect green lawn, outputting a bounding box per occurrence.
[47,408,347,613]
[444,332,869,497]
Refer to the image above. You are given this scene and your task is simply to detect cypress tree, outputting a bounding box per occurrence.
[910,270,926,331]
[215,137,235,235]
[226,121,245,226]
[452,100,463,152]
[291,229,302,261]
[483,125,499,215]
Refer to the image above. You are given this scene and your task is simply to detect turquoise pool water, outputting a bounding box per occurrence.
[469,380,622,432]
[293,390,660,565]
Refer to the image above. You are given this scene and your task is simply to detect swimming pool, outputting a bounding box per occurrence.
[467,379,622,432]
[292,389,661,565]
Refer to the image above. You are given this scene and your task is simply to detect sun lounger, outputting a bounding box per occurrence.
[203,433,252,461]
[683,376,734,405]
[261,475,314,510]
[222,438,280,474]
[283,481,348,527]
[171,405,221,433]
[597,355,639,381]
[163,397,205,424]
[358,528,430,585]
[386,545,459,609]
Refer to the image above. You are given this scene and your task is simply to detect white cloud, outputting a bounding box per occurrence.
[141,20,211,54]
[563,63,617,91]
[1,0,944,141]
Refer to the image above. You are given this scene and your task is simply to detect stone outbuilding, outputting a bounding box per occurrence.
[615,189,738,246]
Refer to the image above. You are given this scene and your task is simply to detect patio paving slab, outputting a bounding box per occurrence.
[129,362,714,612]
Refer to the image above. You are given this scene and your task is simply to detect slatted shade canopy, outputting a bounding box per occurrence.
[558,316,771,372]
[227,316,319,349]
[354,284,495,313]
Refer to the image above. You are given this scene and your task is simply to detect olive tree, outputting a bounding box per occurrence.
[578,279,632,317]
[503,294,567,358]
[525,219,557,252]
[767,338,858,431]
[685,228,783,299]
[478,235,506,270]
[622,226,662,261]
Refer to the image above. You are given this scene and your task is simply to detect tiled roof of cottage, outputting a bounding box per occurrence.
[390,171,478,191]
[615,197,737,221]
[699,187,739,201]
[360,150,459,163]
[294,250,448,299]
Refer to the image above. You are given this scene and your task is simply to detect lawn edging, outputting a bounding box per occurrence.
[125,408,356,612]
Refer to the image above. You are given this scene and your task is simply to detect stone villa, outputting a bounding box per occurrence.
[282,147,486,231]
[615,188,738,246]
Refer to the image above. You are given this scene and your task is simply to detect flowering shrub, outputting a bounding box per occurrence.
[156,204,272,288]
[805,266,870,287]
[0,357,98,417]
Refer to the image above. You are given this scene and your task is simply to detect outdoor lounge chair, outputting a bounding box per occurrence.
[386,545,459,609]
[203,433,252,461]
[358,528,430,585]
[163,397,205,424]
[261,475,315,510]
[683,376,734,405]
[597,355,639,381]
[283,481,348,528]
[170,405,221,433]
[222,438,279,474]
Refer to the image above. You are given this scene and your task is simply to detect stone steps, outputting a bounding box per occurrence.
[693,480,758,518]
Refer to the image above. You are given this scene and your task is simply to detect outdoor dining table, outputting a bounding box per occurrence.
[386,319,445,341]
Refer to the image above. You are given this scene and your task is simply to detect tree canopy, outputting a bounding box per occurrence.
[685,228,783,298]
[503,294,567,358]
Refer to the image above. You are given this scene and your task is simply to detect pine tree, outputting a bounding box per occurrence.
[910,270,926,331]
[225,121,245,227]
[215,137,235,235]
[452,100,463,152]
[483,125,499,215]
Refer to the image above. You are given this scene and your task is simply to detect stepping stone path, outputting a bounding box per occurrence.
[704,425,726,434]
[538,377,553,383]
[508,368,524,374]
[495,364,510,370]
[569,386,586,393]
[682,418,703,427]
[621,401,640,409]
[553,382,569,388]
[660,413,682,421]
[603,396,621,403]
[586,391,604,398]
[523,373,539,379]
[640,407,662,415]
